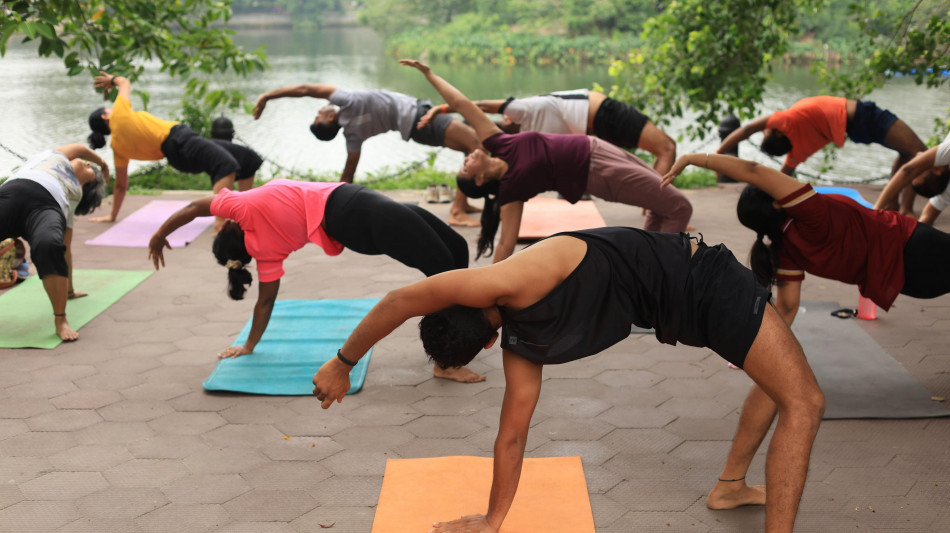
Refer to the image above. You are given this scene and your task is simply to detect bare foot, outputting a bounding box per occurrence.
[687,224,697,232]
[54,316,79,342]
[433,365,486,383]
[90,214,115,223]
[706,481,766,509]
[464,202,482,214]
[448,211,481,227]
[68,290,88,299]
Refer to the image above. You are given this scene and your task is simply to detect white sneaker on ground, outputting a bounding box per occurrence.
[425,185,439,203]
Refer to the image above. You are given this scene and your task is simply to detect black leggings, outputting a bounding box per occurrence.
[0,180,67,278]
[900,222,950,299]
[323,184,468,276]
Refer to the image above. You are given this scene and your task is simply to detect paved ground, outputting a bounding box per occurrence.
[0,184,948,532]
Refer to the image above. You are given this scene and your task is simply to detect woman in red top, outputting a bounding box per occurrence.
[400,60,692,264]
[661,152,950,510]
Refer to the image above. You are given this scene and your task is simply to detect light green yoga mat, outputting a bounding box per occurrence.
[203,298,379,396]
[0,269,152,349]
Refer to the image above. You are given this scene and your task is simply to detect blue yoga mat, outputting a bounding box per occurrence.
[203,298,380,395]
[815,186,874,209]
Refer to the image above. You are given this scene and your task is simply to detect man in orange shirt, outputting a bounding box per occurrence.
[718,96,927,215]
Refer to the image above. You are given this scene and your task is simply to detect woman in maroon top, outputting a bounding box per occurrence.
[661,152,950,510]
[400,60,692,264]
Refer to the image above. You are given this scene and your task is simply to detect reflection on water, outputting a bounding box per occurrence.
[1,27,947,185]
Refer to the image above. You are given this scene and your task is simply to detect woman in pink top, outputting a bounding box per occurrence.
[147,180,485,383]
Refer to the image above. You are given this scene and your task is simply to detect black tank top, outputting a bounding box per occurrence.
[499,227,692,365]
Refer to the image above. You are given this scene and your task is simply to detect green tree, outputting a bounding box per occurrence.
[814,0,949,141]
[605,0,820,139]
[0,0,268,123]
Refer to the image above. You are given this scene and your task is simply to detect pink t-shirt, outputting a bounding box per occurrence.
[210,179,346,282]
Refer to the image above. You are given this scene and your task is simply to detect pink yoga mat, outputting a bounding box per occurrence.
[85,200,213,248]
[518,197,606,240]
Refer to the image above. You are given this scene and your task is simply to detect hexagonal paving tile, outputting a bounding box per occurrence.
[162,474,250,504]
[19,472,108,500]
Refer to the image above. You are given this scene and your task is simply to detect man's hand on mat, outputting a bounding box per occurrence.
[147,235,172,270]
[219,345,252,359]
[90,214,115,223]
[430,514,496,532]
[312,358,351,409]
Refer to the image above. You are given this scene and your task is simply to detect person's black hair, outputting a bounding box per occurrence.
[211,116,235,141]
[75,166,105,216]
[760,132,792,157]
[310,122,341,141]
[87,108,111,149]
[911,170,950,198]
[456,176,501,259]
[419,305,496,368]
[212,223,254,300]
[736,184,788,289]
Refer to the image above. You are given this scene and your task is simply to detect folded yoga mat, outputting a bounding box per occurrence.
[815,186,874,209]
[0,269,152,349]
[202,298,379,395]
[85,200,213,247]
[518,197,606,241]
[372,456,595,533]
[794,301,949,419]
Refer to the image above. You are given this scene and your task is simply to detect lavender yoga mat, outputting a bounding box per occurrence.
[85,200,213,248]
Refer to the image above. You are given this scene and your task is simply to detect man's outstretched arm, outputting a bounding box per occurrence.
[431,350,543,532]
[253,84,338,119]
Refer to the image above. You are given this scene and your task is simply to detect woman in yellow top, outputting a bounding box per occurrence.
[87,71,248,228]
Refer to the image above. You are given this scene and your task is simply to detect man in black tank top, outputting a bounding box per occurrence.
[313,227,824,533]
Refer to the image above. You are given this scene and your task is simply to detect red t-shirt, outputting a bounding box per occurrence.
[766,96,848,169]
[210,179,346,283]
[483,132,591,205]
[774,185,917,310]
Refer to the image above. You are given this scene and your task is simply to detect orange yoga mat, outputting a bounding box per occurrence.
[518,197,606,241]
[371,456,595,533]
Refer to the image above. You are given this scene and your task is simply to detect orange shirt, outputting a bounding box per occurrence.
[765,96,847,169]
[109,95,178,167]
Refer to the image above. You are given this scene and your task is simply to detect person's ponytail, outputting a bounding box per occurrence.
[212,223,253,300]
[749,233,777,289]
[87,108,111,149]
[736,184,787,289]
[475,195,501,260]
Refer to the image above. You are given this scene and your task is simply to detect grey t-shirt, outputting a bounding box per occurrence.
[328,89,418,153]
[5,150,81,227]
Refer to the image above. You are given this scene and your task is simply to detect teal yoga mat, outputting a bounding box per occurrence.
[0,269,152,349]
[202,298,380,395]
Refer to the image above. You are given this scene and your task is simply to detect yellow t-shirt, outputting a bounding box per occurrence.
[109,95,178,167]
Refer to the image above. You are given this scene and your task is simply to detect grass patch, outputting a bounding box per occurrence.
[672,168,718,189]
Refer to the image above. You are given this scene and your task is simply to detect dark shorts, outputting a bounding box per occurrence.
[681,240,772,368]
[408,99,452,147]
[0,179,67,278]
[900,222,950,299]
[161,125,240,184]
[592,97,650,149]
[210,139,264,181]
[846,100,898,145]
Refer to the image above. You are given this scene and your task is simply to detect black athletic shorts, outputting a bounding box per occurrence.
[846,100,898,145]
[161,124,240,184]
[592,97,650,149]
[409,99,452,147]
[210,139,264,181]
[680,240,772,368]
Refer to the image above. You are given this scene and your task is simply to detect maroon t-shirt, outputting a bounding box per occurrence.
[774,185,917,310]
[482,132,591,205]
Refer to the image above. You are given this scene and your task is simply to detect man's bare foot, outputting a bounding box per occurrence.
[90,214,115,223]
[706,481,766,509]
[54,316,79,342]
[448,211,480,227]
[67,290,88,299]
[433,365,486,383]
[464,202,482,214]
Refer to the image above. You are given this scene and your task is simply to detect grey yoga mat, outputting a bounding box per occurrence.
[793,301,949,419]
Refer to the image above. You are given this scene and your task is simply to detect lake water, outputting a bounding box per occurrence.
[1,27,947,184]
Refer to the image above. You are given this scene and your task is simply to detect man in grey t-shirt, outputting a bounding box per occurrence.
[253,84,483,228]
